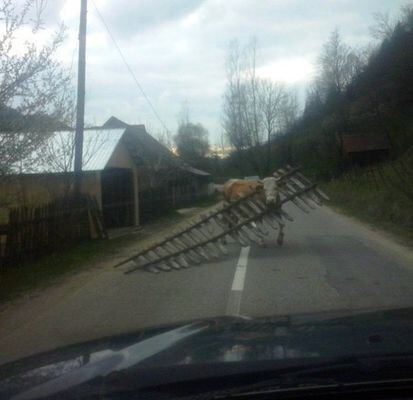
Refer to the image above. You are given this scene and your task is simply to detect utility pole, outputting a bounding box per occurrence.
[74,0,87,197]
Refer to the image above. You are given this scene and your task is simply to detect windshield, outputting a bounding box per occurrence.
[0,0,412,383]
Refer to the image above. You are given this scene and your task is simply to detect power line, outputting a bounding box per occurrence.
[90,0,170,133]
[69,38,78,77]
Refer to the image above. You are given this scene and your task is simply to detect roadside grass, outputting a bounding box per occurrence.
[322,162,413,247]
[0,233,143,304]
[0,209,184,304]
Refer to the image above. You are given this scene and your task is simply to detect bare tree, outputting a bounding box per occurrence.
[222,39,265,175]
[369,11,395,40]
[278,89,299,132]
[222,39,249,152]
[154,129,174,151]
[400,3,413,27]
[0,0,73,176]
[244,38,263,149]
[259,79,284,171]
[41,131,107,173]
[317,29,361,98]
[222,39,295,176]
[37,130,109,196]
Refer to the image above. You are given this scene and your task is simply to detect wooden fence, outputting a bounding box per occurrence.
[0,194,107,268]
[341,159,413,202]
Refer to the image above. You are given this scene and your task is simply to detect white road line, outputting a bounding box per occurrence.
[226,246,250,316]
[231,246,250,291]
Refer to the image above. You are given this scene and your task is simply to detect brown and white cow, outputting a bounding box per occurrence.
[222,177,285,246]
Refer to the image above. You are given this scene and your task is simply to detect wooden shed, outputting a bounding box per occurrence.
[98,117,211,222]
[343,135,390,166]
[1,128,139,228]
[1,118,210,227]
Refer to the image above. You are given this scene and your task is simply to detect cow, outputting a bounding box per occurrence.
[222,177,285,246]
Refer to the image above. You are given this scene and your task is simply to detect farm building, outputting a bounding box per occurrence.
[0,118,210,228]
[343,135,390,166]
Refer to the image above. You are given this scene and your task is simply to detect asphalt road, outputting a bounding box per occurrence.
[1,204,413,365]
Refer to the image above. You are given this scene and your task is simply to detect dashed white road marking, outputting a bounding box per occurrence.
[226,246,250,316]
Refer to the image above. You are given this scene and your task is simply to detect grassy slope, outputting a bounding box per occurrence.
[323,155,413,246]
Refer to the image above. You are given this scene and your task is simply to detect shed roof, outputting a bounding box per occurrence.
[343,135,390,153]
[94,117,178,169]
[13,129,124,174]
[123,125,180,169]
[181,165,210,176]
[121,123,210,176]
[10,117,210,177]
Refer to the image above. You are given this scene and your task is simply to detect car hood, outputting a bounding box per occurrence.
[2,307,413,399]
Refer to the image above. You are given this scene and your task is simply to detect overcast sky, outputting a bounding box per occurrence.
[39,0,406,143]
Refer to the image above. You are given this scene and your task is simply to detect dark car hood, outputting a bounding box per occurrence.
[2,307,413,399]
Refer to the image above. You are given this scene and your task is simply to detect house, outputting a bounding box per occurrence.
[96,116,210,211]
[97,117,211,219]
[343,134,390,166]
[0,118,210,228]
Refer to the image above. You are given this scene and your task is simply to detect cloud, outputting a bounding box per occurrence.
[39,0,409,142]
[257,58,316,84]
[89,0,206,37]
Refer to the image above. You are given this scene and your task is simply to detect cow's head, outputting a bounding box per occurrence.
[262,177,279,206]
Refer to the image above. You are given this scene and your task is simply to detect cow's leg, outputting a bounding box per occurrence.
[220,210,238,244]
[219,213,228,245]
[266,200,284,246]
[230,213,241,243]
[276,219,285,246]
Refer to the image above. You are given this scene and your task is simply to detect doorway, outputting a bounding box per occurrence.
[101,168,134,228]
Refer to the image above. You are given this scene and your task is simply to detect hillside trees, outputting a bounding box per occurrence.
[287,3,413,181]
[316,29,363,99]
